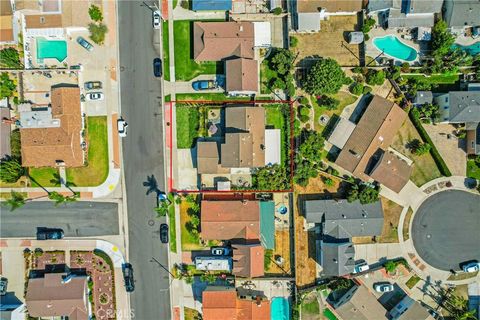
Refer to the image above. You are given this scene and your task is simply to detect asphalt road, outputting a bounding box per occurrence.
[412,190,480,271]
[0,202,119,237]
[118,1,171,320]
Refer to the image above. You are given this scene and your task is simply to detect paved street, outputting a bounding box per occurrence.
[118,1,171,320]
[412,190,480,271]
[0,202,118,237]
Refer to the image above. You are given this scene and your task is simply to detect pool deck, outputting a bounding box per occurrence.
[366,27,421,65]
[25,36,70,69]
[453,34,479,46]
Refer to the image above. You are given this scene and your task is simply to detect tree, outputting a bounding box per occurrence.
[88,4,103,22]
[154,201,170,217]
[270,49,294,76]
[432,20,454,58]
[3,191,26,211]
[414,142,431,156]
[384,261,397,273]
[0,48,23,69]
[48,191,77,206]
[323,177,334,187]
[365,69,386,86]
[350,82,363,96]
[0,156,25,183]
[419,103,440,122]
[347,183,380,204]
[294,130,325,186]
[317,95,339,110]
[347,183,360,203]
[303,58,346,95]
[400,62,410,73]
[290,36,298,48]
[0,72,16,99]
[254,164,289,190]
[88,23,108,45]
[272,7,282,15]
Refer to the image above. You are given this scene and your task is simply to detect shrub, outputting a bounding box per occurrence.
[344,77,354,85]
[290,36,298,48]
[88,23,108,45]
[414,142,432,155]
[303,58,346,95]
[322,177,334,187]
[88,5,103,22]
[352,67,363,74]
[298,96,309,105]
[10,129,21,158]
[362,86,372,94]
[401,62,410,73]
[272,7,282,15]
[317,95,340,110]
[0,48,23,69]
[350,82,363,96]
[366,69,386,86]
[384,261,397,273]
[0,72,16,99]
[0,156,25,183]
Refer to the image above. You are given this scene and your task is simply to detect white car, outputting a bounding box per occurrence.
[462,262,480,273]
[117,119,128,137]
[153,10,161,29]
[353,263,370,274]
[86,92,104,101]
[374,283,394,293]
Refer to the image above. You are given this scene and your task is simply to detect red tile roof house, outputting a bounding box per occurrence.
[201,200,275,278]
[26,272,89,320]
[333,95,412,193]
[202,286,271,320]
[193,21,269,96]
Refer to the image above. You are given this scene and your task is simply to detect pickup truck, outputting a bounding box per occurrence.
[84,81,102,90]
[192,80,217,91]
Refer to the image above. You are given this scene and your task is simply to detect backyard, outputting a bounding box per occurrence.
[293,15,361,67]
[265,103,290,165]
[174,20,223,81]
[390,118,442,186]
[66,116,109,187]
[29,167,59,187]
[312,91,357,132]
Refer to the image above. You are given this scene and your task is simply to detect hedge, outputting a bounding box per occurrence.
[409,109,452,177]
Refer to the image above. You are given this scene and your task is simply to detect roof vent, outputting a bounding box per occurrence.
[240,26,243,31]
[342,214,347,219]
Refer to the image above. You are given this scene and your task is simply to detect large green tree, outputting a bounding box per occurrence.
[0,156,25,183]
[0,72,16,99]
[0,48,23,69]
[432,20,455,57]
[294,130,325,186]
[254,164,289,190]
[303,58,346,95]
[347,183,380,204]
[3,191,26,211]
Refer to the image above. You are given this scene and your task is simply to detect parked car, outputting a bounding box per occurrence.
[153,58,162,77]
[462,261,480,273]
[76,36,93,51]
[84,81,102,90]
[211,247,231,256]
[86,92,104,101]
[122,263,135,292]
[160,224,169,243]
[117,118,128,137]
[192,80,217,91]
[153,10,161,29]
[374,283,394,293]
[353,262,370,274]
[36,227,64,240]
[0,278,7,296]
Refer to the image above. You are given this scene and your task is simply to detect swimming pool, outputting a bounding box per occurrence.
[271,297,290,320]
[36,37,67,63]
[373,35,418,61]
[452,42,480,56]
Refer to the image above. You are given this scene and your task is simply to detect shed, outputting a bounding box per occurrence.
[327,117,356,149]
[348,31,364,44]
[264,129,281,165]
[191,0,232,11]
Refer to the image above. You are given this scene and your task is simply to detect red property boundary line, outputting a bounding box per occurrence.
[166,100,295,194]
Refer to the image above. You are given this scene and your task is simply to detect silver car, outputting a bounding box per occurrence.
[374,283,394,293]
[76,36,93,51]
[86,92,104,101]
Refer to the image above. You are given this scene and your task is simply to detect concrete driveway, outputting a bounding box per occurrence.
[412,190,480,271]
[0,201,119,237]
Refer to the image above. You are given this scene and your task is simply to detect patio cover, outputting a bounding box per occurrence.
[253,22,271,47]
[259,201,275,249]
[264,129,280,165]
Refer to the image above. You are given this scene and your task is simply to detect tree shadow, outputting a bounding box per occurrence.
[143,174,160,196]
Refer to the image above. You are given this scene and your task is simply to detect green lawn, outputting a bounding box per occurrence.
[313,91,357,132]
[260,60,277,94]
[169,204,177,253]
[323,309,338,320]
[66,117,109,187]
[265,105,288,164]
[406,275,421,289]
[402,73,459,84]
[466,159,480,180]
[29,167,60,187]
[176,93,251,102]
[301,296,319,315]
[174,20,223,81]
[176,106,200,148]
[162,21,170,81]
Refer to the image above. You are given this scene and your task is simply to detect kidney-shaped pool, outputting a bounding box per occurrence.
[373,35,418,62]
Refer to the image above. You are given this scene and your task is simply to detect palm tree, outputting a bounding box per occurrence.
[3,191,26,211]
[154,201,170,217]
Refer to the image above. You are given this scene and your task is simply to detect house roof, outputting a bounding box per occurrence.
[297,0,363,13]
[388,8,435,28]
[445,0,480,28]
[21,0,91,28]
[328,117,356,149]
[321,241,355,276]
[26,273,88,320]
[225,58,258,93]
[20,86,84,168]
[297,12,321,32]
[304,199,384,239]
[368,0,394,12]
[201,200,260,240]
[394,301,434,320]
[407,0,443,14]
[25,14,63,29]
[414,91,433,105]
[193,21,255,61]
[466,124,480,155]
[221,107,265,168]
[197,141,220,174]
[446,92,480,123]
[0,0,13,42]
[232,242,264,278]
[0,107,11,158]
[369,150,413,192]
[202,286,271,320]
[334,285,388,320]
[192,0,232,11]
[335,95,407,181]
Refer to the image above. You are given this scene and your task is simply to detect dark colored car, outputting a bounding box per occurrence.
[0,277,7,296]
[76,36,93,51]
[122,263,135,292]
[192,80,217,91]
[160,223,169,243]
[153,58,162,77]
[36,227,64,240]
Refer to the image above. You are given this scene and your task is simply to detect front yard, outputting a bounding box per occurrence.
[29,167,59,187]
[163,21,170,81]
[466,158,480,180]
[66,116,109,187]
[174,20,223,81]
[390,118,442,186]
[176,106,200,149]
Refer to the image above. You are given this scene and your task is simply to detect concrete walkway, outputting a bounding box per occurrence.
[164,74,224,96]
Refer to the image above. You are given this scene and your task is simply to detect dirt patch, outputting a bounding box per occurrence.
[294,15,361,67]
[267,230,292,275]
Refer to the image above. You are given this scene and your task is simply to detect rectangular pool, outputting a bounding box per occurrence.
[36,37,67,63]
[271,297,290,320]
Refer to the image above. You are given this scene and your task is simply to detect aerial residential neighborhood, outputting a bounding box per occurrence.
[0,0,479,320]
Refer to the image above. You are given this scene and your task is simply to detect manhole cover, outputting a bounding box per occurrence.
[148,220,155,226]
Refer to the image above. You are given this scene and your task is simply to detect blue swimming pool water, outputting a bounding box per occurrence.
[373,35,418,61]
[452,42,480,56]
[36,37,67,63]
[271,297,290,320]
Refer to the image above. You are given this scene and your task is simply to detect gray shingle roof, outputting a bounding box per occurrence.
[388,8,435,28]
[414,91,433,105]
[445,0,480,28]
[321,241,355,276]
[447,92,480,123]
[368,0,394,12]
[304,199,384,238]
